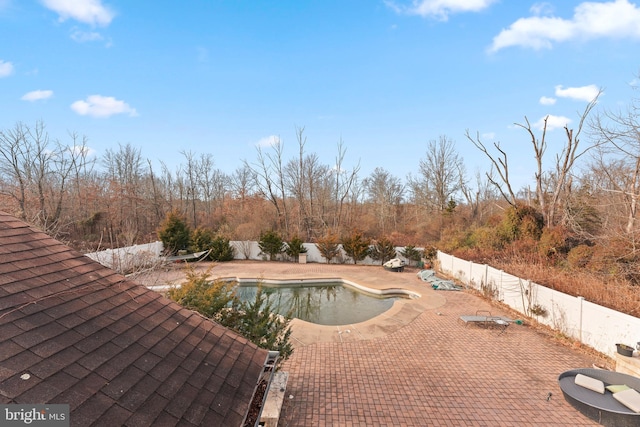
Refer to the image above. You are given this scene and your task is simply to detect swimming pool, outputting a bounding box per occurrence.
[232,279,416,326]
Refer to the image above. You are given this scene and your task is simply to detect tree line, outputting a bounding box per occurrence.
[1,85,640,290]
[0,122,480,250]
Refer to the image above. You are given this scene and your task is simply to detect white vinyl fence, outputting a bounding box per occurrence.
[229,241,411,265]
[437,251,640,357]
[85,241,402,267]
[85,241,164,271]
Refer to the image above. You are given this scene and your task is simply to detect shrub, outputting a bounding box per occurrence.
[167,267,236,323]
[438,227,473,252]
[168,268,293,362]
[210,235,235,261]
[285,236,307,262]
[258,230,285,261]
[529,303,548,317]
[499,203,544,242]
[158,210,191,255]
[191,227,215,255]
[400,245,423,267]
[370,237,397,265]
[538,226,568,261]
[423,244,438,261]
[469,226,505,250]
[316,232,341,263]
[341,230,370,264]
[191,228,235,261]
[234,285,293,361]
[567,244,593,269]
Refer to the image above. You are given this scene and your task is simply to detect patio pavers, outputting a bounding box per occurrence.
[139,261,608,426]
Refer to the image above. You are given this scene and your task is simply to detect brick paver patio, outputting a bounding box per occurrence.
[139,261,609,426]
[280,289,605,426]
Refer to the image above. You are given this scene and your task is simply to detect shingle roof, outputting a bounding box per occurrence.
[0,212,269,426]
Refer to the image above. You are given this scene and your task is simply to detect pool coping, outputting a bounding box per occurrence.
[221,276,421,299]
[137,261,446,347]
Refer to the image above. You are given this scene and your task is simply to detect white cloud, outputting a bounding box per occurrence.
[0,60,14,77]
[256,135,281,148]
[69,144,96,158]
[481,132,496,140]
[71,95,137,118]
[555,84,600,102]
[386,0,497,21]
[533,114,572,131]
[21,90,54,101]
[539,96,556,105]
[530,2,554,16]
[41,0,115,26]
[489,0,640,52]
[70,28,103,42]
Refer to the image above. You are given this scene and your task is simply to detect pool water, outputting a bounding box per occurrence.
[234,282,403,326]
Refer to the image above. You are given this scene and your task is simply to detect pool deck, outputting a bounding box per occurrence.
[137,260,609,426]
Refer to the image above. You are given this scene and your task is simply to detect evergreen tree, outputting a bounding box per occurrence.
[400,245,423,267]
[258,230,285,261]
[370,237,397,265]
[157,210,191,254]
[316,232,341,264]
[167,267,236,323]
[285,235,307,262]
[210,235,235,261]
[191,227,215,256]
[234,285,293,361]
[342,230,370,264]
[167,268,294,362]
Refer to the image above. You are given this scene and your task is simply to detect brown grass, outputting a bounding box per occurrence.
[493,260,640,317]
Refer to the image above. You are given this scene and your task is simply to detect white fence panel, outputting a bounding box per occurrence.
[85,241,164,271]
[437,250,640,357]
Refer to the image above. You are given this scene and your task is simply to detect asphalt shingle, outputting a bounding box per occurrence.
[0,211,269,426]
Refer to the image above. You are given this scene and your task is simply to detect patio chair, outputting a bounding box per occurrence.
[459,310,511,334]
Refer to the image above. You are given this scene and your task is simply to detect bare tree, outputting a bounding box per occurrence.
[411,136,464,213]
[246,138,290,232]
[229,164,256,203]
[0,121,93,234]
[363,167,404,235]
[178,151,228,228]
[465,131,519,207]
[516,92,600,227]
[284,127,332,240]
[591,88,640,234]
[159,160,177,212]
[459,169,498,222]
[180,150,200,227]
[0,122,40,220]
[147,160,166,224]
[102,143,147,244]
[330,138,360,232]
[468,92,600,226]
[47,132,94,232]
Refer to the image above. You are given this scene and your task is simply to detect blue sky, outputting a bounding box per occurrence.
[2,0,640,190]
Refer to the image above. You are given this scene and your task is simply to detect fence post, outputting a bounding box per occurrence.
[578,296,584,343]
[484,264,488,291]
